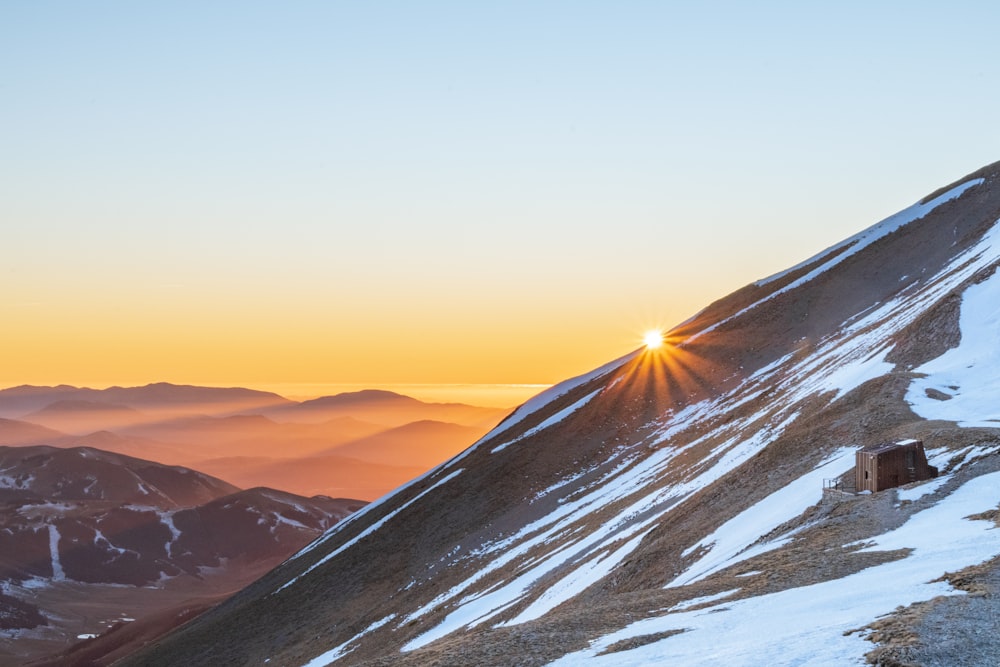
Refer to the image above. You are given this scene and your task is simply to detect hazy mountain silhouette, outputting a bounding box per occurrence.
[188,453,426,502]
[120,413,386,460]
[0,418,64,446]
[319,419,484,468]
[0,383,291,421]
[0,386,509,503]
[264,389,509,428]
[20,400,148,434]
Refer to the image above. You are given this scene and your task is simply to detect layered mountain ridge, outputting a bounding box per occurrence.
[120,161,1000,666]
[0,388,508,501]
[0,445,364,666]
[0,384,292,422]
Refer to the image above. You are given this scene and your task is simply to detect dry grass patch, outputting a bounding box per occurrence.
[598,628,687,655]
[931,557,1000,596]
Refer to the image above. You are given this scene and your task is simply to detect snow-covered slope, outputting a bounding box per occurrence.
[120,161,1000,667]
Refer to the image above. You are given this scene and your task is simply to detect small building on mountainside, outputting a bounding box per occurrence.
[855,439,938,493]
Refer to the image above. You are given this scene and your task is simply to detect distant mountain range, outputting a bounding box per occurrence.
[0,384,504,429]
[0,383,291,420]
[0,385,510,500]
[260,388,506,428]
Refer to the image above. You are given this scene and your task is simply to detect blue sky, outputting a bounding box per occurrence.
[3,1,1000,390]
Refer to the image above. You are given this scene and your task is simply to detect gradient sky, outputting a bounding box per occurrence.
[4,1,1000,400]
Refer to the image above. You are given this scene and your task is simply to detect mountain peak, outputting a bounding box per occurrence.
[304,389,418,405]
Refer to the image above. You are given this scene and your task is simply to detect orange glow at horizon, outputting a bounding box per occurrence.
[0,245,703,407]
[1,272,697,403]
[0,295,692,406]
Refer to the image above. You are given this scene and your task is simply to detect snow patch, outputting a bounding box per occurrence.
[271,512,310,531]
[157,511,182,558]
[907,248,1000,427]
[896,476,950,504]
[669,588,740,611]
[492,389,601,454]
[17,501,76,516]
[48,524,65,581]
[93,528,129,556]
[299,614,396,667]
[945,444,998,472]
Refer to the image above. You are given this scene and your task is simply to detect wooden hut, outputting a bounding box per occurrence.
[855,439,938,493]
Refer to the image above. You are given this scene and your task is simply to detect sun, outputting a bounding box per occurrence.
[643,329,664,349]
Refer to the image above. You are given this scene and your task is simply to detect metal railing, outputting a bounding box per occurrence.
[823,477,857,493]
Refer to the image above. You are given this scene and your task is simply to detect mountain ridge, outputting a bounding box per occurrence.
[116,161,1000,666]
[0,383,292,420]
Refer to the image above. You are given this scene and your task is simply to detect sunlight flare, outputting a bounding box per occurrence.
[643,329,664,349]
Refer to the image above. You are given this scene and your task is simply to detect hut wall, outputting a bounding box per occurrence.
[855,441,937,493]
[855,451,879,493]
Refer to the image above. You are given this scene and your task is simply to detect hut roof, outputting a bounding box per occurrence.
[859,439,921,455]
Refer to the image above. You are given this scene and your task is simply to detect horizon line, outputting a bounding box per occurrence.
[0,381,554,408]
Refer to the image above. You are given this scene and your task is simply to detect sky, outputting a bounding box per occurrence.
[3,1,1000,405]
